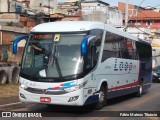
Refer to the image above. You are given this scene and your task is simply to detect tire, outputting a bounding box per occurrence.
[136,82,144,97]
[0,71,8,84]
[11,67,19,84]
[47,104,53,108]
[152,77,157,83]
[152,79,155,83]
[94,86,107,110]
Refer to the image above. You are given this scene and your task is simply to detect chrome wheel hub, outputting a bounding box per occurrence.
[99,91,104,102]
[139,85,142,94]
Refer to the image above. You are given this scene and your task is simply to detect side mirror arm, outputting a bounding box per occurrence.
[12,35,28,54]
[81,35,96,56]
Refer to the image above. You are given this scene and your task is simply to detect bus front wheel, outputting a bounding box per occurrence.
[94,86,107,110]
[136,82,144,97]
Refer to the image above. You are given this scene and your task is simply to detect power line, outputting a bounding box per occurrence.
[134,26,152,36]
[138,10,148,18]
[150,1,160,8]
[138,0,146,10]
[124,0,146,31]
[135,0,146,27]
[122,0,160,42]
[124,0,160,38]
[149,3,160,9]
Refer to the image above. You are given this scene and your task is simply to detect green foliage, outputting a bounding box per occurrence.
[74,1,80,7]
[6,21,14,26]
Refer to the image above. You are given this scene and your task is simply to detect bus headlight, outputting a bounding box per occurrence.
[64,81,87,92]
[20,84,28,90]
[64,86,79,92]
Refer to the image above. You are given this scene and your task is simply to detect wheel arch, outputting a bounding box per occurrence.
[97,79,108,91]
[139,76,144,85]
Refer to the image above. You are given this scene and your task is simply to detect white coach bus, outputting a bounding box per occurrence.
[13,21,152,109]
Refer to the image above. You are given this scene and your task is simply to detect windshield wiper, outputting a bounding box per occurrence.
[54,56,64,81]
[47,43,64,81]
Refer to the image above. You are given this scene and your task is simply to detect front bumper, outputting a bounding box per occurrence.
[19,87,84,106]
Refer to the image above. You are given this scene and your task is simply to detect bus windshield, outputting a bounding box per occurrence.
[21,33,85,80]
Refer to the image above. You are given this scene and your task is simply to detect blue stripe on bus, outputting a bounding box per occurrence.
[107,86,139,99]
[83,84,151,105]
[83,86,139,105]
[84,95,99,105]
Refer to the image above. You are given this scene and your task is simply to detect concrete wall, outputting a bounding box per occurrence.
[0,25,29,33]
[0,30,27,47]
[81,2,108,14]
[0,0,8,12]
[62,16,81,21]
[152,48,160,68]
[30,0,58,9]
[0,65,20,84]
[0,25,28,50]
[0,13,19,23]
[127,27,151,40]
[2,31,14,44]
[81,2,108,23]
[107,7,123,27]
[0,0,22,12]
[118,2,136,14]
[82,11,107,23]
[81,1,123,27]
[152,39,160,46]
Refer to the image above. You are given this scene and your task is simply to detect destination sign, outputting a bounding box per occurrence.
[34,34,53,39]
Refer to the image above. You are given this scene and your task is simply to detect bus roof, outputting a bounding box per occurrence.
[31,21,105,33]
[31,21,139,41]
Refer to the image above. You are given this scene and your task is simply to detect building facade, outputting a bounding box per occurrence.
[118,2,160,45]
[81,0,123,27]
[0,0,22,13]
[30,0,58,14]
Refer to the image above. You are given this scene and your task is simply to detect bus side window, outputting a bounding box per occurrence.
[136,41,152,61]
[86,41,99,69]
[132,41,138,60]
[89,29,103,64]
[93,42,100,66]
[102,32,116,62]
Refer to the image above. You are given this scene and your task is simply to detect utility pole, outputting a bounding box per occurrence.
[125,0,129,30]
[48,0,51,22]
[7,0,10,12]
[48,0,50,14]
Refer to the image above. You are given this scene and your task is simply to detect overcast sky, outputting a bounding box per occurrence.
[103,0,160,8]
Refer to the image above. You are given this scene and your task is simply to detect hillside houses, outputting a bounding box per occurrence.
[118,2,160,47]
[0,0,160,61]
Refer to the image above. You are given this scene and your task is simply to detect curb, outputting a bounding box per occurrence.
[0,102,23,110]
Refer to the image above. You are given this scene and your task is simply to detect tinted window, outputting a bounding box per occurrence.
[102,32,128,62]
[123,38,138,60]
[136,41,152,60]
[85,29,103,70]
[102,32,139,62]
[102,32,117,62]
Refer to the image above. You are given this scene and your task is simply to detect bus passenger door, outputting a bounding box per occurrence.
[86,42,99,87]
[81,34,101,88]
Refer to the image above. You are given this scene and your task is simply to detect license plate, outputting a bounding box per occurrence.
[40,97,51,102]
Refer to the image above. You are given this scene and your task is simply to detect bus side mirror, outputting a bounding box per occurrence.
[81,35,96,57]
[12,35,28,54]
